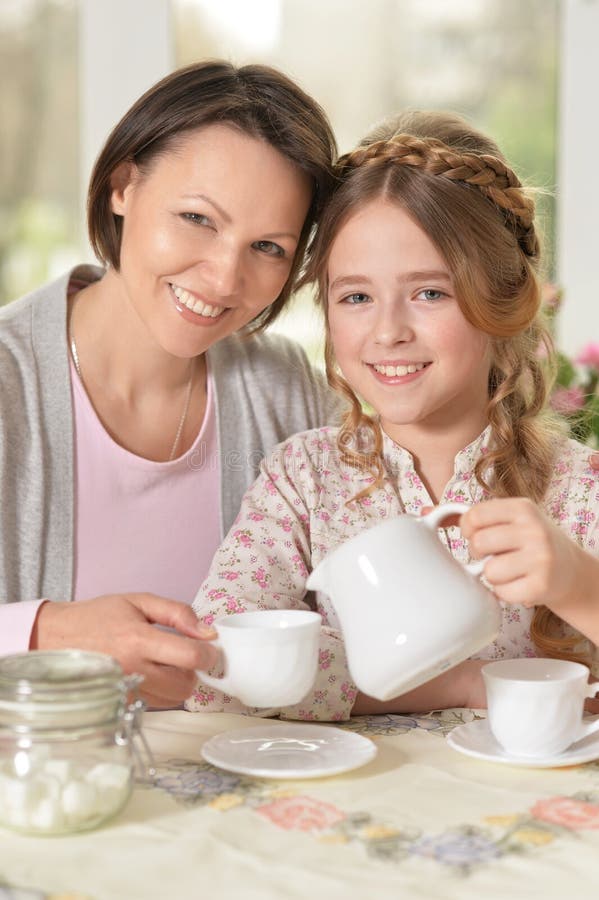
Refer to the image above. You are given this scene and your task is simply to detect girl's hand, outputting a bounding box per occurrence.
[459,498,588,611]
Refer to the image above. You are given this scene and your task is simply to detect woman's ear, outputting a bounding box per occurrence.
[110,161,137,215]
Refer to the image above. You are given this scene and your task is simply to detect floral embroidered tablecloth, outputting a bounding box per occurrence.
[1,708,599,900]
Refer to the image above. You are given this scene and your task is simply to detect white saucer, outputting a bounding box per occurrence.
[447,718,599,768]
[201,723,377,779]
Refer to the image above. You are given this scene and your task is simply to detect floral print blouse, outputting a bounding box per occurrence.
[186,426,599,720]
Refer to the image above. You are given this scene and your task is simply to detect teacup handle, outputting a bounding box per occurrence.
[578,683,599,741]
[420,501,488,576]
[195,640,235,695]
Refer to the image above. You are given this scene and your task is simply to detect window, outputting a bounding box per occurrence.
[0,0,79,306]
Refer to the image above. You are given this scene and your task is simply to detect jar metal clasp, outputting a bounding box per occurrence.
[120,675,156,783]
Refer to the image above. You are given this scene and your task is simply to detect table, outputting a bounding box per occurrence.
[1,708,599,899]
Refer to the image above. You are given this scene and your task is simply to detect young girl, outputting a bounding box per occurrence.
[189,110,599,720]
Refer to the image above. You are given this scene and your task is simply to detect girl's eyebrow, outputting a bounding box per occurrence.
[329,274,371,291]
[403,270,452,284]
[329,270,452,291]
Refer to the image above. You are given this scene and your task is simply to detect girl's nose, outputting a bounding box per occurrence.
[373,307,414,346]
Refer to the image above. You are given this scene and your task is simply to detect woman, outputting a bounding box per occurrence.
[0,60,339,707]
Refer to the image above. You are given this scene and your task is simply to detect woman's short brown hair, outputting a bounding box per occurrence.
[87,59,337,330]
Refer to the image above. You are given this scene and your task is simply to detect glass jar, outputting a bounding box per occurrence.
[0,649,154,835]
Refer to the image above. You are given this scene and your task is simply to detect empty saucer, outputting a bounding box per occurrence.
[201,722,377,778]
[447,717,599,768]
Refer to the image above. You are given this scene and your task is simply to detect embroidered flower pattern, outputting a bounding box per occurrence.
[257,796,346,832]
[151,715,599,877]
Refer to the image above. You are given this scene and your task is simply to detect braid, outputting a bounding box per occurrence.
[337,135,539,259]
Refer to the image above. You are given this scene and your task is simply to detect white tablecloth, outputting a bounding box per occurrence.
[1,708,599,899]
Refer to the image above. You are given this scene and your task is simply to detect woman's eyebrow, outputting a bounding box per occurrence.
[180,192,300,241]
[181,192,232,223]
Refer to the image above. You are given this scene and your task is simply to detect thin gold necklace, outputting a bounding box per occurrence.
[69,309,194,461]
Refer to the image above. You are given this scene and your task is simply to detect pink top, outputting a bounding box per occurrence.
[0,359,221,655]
[71,357,221,604]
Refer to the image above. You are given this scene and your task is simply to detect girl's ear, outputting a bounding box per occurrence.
[110,161,138,215]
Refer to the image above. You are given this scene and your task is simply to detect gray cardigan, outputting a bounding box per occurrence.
[0,266,340,606]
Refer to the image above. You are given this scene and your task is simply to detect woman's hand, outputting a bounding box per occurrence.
[30,594,217,708]
[459,498,595,614]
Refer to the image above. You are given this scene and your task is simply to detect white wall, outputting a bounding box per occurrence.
[78,0,173,252]
[557,0,599,354]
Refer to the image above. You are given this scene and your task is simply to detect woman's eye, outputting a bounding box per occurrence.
[342,293,370,305]
[181,213,212,226]
[253,240,285,258]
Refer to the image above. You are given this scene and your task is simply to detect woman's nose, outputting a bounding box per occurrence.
[203,245,244,299]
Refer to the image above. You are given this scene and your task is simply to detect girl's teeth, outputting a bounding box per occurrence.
[171,284,225,318]
[374,363,425,377]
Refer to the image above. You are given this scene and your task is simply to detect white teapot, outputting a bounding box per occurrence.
[306,502,500,701]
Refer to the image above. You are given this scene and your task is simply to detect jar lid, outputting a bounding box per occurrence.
[0,650,125,700]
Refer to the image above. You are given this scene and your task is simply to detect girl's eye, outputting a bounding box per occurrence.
[181,213,212,226]
[253,240,286,258]
[342,292,370,305]
[418,289,445,303]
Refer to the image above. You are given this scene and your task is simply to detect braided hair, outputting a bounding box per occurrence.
[304,111,575,663]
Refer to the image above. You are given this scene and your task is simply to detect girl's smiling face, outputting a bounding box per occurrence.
[110,123,312,358]
[327,198,492,446]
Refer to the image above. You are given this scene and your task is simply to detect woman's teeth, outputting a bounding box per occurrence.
[171,284,225,318]
[373,362,426,377]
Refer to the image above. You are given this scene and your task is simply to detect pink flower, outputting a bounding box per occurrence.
[551,386,585,415]
[225,598,245,613]
[340,681,357,703]
[251,567,269,589]
[221,571,240,581]
[233,530,253,547]
[191,687,216,704]
[576,342,599,369]
[291,554,308,576]
[257,796,345,832]
[248,512,264,522]
[541,283,562,310]
[531,796,599,830]
[319,649,333,669]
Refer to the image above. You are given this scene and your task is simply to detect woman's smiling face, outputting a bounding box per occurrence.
[110,123,312,357]
[327,198,491,444]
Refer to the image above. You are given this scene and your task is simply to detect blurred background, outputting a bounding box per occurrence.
[1,0,597,364]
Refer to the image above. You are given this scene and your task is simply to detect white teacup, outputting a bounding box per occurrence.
[306,502,500,701]
[483,658,599,758]
[196,609,321,707]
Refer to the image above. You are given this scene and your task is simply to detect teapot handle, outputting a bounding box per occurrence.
[420,501,487,577]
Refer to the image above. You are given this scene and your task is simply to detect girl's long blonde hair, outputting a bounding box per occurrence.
[304,110,584,664]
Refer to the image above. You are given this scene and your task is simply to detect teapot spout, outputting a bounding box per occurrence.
[306,556,331,595]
